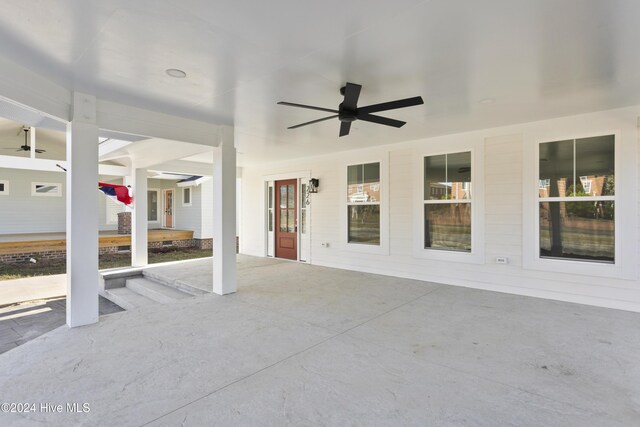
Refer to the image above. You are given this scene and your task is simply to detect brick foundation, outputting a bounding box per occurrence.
[117,212,131,234]
[193,238,213,250]
[0,235,238,264]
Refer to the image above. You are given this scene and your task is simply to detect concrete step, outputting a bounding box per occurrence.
[126,277,192,304]
[142,270,208,296]
[104,287,157,311]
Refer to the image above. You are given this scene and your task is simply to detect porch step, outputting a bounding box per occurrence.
[142,270,208,296]
[103,287,157,311]
[126,277,192,304]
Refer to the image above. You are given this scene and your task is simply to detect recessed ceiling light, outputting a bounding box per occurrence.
[166,68,187,78]
[478,98,494,105]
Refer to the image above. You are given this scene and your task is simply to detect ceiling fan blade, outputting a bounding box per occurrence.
[357,96,424,114]
[342,82,362,111]
[339,121,351,137]
[35,149,46,153]
[278,102,339,114]
[288,115,339,129]
[357,113,406,128]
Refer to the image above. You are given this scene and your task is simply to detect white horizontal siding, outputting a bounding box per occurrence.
[0,169,117,233]
[241,106,640,312]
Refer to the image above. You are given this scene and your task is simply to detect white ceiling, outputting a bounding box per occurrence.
[0,0,639,166]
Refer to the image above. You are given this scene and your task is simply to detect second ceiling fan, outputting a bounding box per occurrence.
[278,82,424,137]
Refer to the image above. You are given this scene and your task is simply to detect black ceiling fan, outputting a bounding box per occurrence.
[2,126,46,153]
[278,82,424,137]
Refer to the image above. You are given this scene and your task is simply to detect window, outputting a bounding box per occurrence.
[32,182,61,197]
[0,180,8,195]
[182,187,192,206]
[538,135,615,263]
[148,190,159,221]
[347,162,380,245]
[423,152,471,252]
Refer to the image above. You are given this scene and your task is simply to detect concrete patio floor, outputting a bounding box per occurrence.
[0,255,638,426]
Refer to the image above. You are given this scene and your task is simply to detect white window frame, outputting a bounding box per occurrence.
[341,151,389,255]
[523,128,637,279]
[0,180,8,195]
[182,187,192,207]
[31,182,62,197]
[413,140,485,264]
[147,188,160,223]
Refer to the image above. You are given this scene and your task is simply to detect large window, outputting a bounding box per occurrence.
[347,162,380,245]
[423,152,471,252]
[148,190,159,222]
[538,135,615,263]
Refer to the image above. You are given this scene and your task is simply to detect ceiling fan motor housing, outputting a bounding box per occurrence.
[338,102,357,123]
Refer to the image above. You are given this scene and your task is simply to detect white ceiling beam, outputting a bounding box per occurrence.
[0,155,65,172]
[96,100,223,147]
[0,57,225,147]
[147,159,213,176]
[99,138,133,158]
[98,164,130,176]
[0,155,129,176]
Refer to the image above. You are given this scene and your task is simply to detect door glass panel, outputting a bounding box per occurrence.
[301,209,306,234]
[287,209,295,232]
[279,209,287,232]
[287,185,295,208]
[268,187,273,208]
[280,186,287,208]
[301,183,307,206]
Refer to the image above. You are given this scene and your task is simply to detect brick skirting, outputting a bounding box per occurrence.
[0,236,236,264]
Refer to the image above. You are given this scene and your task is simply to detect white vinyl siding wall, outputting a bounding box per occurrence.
[0,169,117,233]
[241,106,640,312]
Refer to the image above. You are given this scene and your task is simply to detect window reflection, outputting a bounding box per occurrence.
[348,205,380,244]
[424,204,471,252]
[539,201,614,262]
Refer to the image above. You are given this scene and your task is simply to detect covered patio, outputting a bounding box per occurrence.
[1,256,638,426]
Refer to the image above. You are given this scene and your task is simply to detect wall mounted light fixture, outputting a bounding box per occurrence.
[308,178,319,193]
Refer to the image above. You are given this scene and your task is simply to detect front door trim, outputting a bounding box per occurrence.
[162,189,175,229]
[263,170,311,263]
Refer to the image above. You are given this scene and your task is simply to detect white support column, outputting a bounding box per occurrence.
[66,93,99,327]
[212,126,237,295]
[131,168,148,267]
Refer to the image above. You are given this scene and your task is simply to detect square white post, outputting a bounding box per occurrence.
[66,92,99,327]
[131,168,148,267]
[213,126,237,295]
